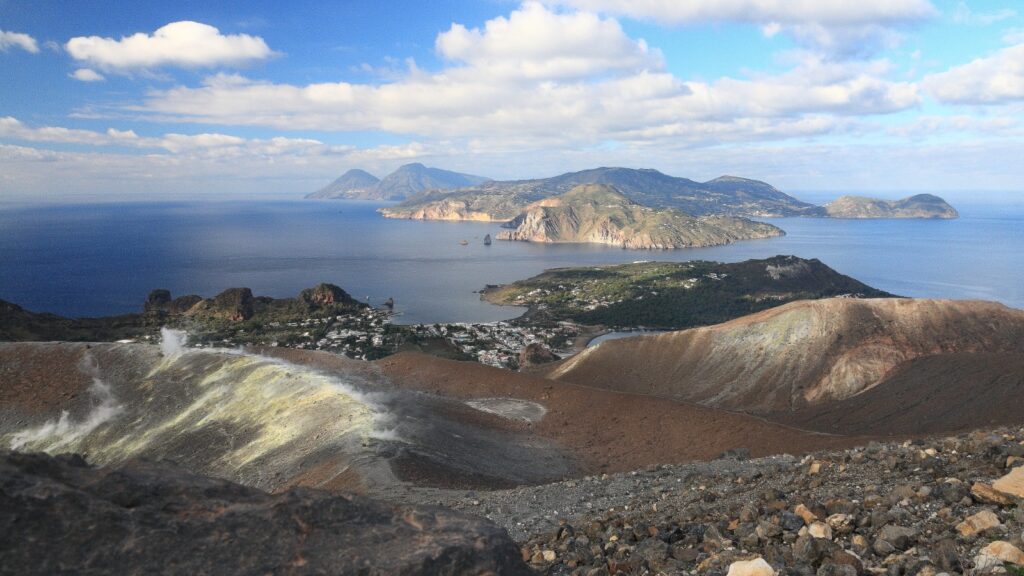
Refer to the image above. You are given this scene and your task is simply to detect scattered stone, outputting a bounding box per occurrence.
[993,466,1024,499]
[971,482,1013,506]
[974,541,1024,570]
[955,510,1002,536]
[809,522,834,540]
[876,525,918,551]
[796,504,819,524]
[727,557,776,576]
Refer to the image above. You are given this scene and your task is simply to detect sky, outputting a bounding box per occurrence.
[1,0,1023,202]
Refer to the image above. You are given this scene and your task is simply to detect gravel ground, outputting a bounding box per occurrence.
[385,427,1024,575]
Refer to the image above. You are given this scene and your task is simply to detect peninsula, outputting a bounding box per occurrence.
[494,183,783,250]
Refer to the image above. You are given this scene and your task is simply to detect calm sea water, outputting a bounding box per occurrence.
[1,199,1021,324]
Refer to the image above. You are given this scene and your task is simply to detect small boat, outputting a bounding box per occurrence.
[484,234,492,246]
[459,239,469,246]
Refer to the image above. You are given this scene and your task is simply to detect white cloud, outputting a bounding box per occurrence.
[71,68,105,82]
[126,3,916,151]
[65,21,273,72]
[951,2,1016,25]
[0,116,346,160]
[924,43,1024,104]
[435,2,661,80]
[545,0,937,57]
[0,29,40,53]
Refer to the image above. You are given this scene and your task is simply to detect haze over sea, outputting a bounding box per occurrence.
[1,199,1021,325]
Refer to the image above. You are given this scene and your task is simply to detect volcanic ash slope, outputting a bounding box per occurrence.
[546,298,1024,420]
[0,339,575,493]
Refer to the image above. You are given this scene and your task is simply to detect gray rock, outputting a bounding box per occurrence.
[0,452,530,575]
[877,525,918,550]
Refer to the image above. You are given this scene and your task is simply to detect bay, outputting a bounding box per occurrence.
[0,199,1021,324]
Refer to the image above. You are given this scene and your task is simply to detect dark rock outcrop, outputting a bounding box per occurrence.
[298,283,358,309]
[0,452,531,575]
[186,287,255,322]
[144,289,202,315]
[519,343,560,368]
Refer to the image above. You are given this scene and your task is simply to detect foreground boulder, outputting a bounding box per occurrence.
[0,452,531,575]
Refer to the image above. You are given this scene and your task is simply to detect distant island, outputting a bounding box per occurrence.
[308,165,958,249]
[823,193,959,219]
[306,163,488,201]
[377,166,822,220]
[495,183,783,249]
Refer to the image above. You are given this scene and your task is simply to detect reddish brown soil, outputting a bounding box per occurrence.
[775,352,1024,435]
[0,343,94,414]
[542,299,1024,414]
[373,353,866,475]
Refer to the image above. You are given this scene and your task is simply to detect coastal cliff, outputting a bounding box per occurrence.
[494,184,783,249]
[380,197,506,221]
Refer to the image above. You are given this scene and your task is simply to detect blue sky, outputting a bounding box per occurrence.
[1,0,1023,201]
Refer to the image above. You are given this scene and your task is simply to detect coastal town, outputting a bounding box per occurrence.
[186,302,583,369]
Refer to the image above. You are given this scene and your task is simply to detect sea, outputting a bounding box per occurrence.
[1,199,1022,325]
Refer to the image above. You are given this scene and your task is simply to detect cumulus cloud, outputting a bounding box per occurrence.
[436,2,661,80]
[924,43,1024,104]
[0,29,40,53]
[65,21,273,72]
[545,0,937,57]
[127,3,916,151]
[71,68,105,82]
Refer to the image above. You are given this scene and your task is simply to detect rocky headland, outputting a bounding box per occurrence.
[495,184,783,250]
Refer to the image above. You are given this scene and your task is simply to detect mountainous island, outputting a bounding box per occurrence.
[306,163,489,201]
[304,168,381,200]
[824,193,960,219]
[494,183,783,250]
[378,166,823,221]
